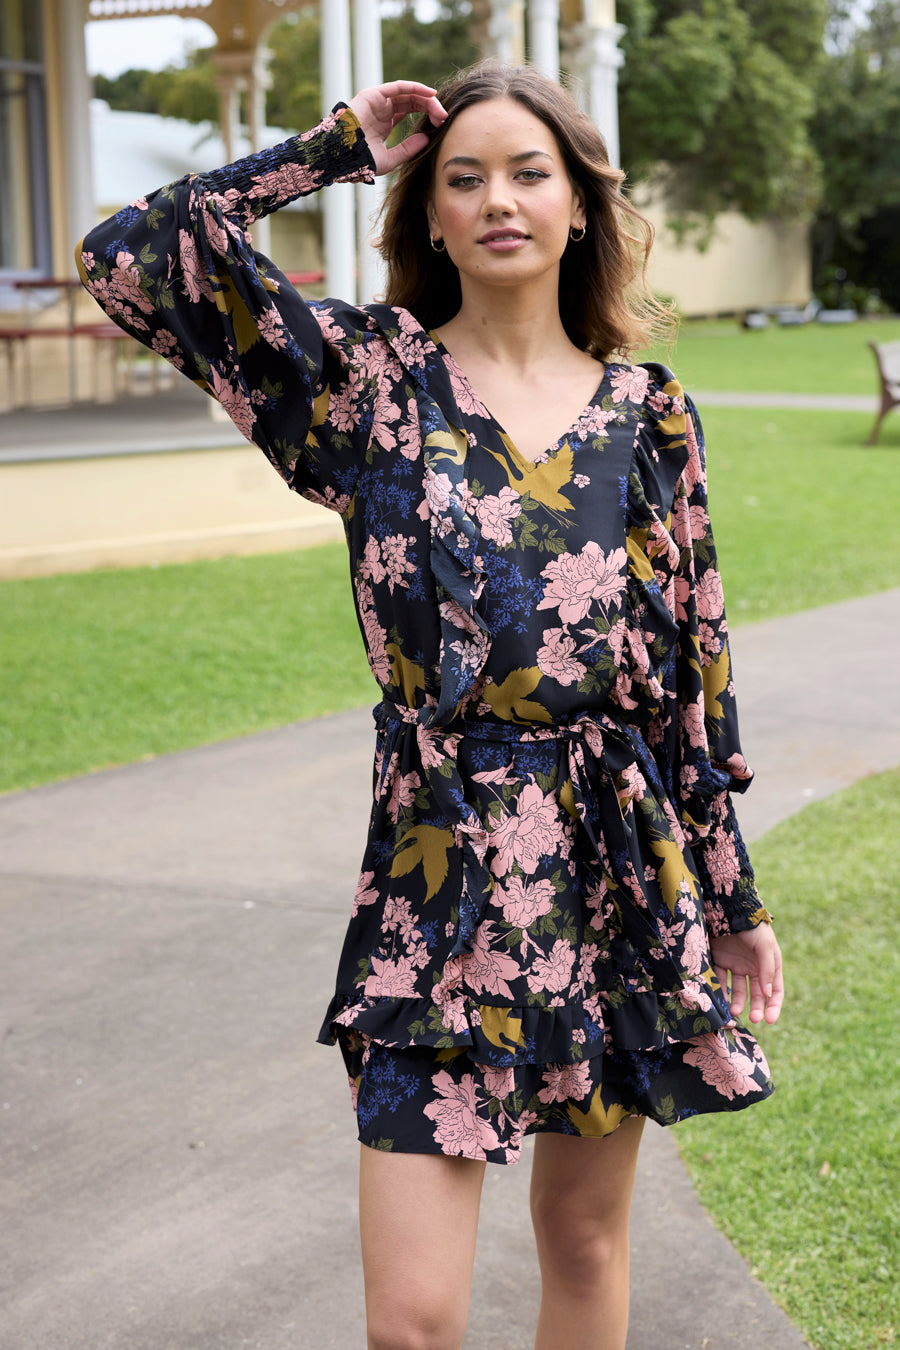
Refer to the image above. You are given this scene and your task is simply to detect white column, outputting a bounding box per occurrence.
[528,0,560,80]
[247,45,273,257]
[586,22,625,169]
[353,0,386,303]
[485,0,525,64]
[321,0,356,303]
[59,0,95,247]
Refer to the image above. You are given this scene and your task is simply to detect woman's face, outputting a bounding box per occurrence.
[426,96,585,291]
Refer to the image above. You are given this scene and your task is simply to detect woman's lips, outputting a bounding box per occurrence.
[479,232,528,252]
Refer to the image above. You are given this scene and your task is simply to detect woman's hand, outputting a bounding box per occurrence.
[709,924,784,1025]
[348,81,447,176]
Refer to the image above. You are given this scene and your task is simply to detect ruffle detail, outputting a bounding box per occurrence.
[319,967,740,1067]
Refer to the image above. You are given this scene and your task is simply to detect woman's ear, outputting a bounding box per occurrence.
[571,188,587,232]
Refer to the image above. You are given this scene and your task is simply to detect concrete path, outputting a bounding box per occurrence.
[2,589,899,1350]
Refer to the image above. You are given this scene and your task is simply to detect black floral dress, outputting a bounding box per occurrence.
[78,105,774,1164]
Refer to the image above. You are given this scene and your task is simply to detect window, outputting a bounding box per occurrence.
[0,0,51,274]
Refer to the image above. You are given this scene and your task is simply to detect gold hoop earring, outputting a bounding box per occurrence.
[569,225,586,242]
[430,236,446,253]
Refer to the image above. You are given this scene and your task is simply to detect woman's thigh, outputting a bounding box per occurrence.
[359,1145,486,1340]
[530,1117,646,1255]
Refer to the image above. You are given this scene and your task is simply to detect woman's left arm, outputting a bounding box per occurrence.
[670,396,784,1024]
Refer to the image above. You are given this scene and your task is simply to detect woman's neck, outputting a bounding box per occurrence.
[437,276,581,375]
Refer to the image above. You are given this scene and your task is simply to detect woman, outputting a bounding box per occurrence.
[78,63,783,1350]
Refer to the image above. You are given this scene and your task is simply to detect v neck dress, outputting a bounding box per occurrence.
[78,104,775,1164]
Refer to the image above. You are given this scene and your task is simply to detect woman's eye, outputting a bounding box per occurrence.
[517,169,549,182]
[448,174,480,189]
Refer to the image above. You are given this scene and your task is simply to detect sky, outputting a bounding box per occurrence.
[85,3,442,78]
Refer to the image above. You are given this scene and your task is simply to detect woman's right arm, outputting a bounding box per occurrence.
[76,84,444,508]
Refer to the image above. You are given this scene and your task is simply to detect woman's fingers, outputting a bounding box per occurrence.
[348,82,447,175]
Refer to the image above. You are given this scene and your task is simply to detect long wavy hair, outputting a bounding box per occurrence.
[376,61,674,359]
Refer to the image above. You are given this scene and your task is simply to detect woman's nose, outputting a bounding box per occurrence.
[483,174,517,216]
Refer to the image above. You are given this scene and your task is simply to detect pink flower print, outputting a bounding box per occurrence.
[530,938,576,994]
[461,922,522,1000]
[475,486,522,547]
[537,543,627,624]
[471,763,517,788]
[420,468,453,519]
[498,876,555,928]
[696,568,725,622]
[207,367,257,441]
[683,1034,761,1100]
[351,870,379,917]
[423,1070,496,1160]
[450,637,484,674]
[698,621,723,667]
[393,333,431,370]
[109,250,155,314]
[363,953,420,999]
[647,388,673,414]
[682,416,704,492]
[381,534,417,593]
[359,535,386,585]
[418,730,447,771]
[677,980,716,1015]
[569,402,619,442]
[256,305,290,351]
[177,230,214,304]
[445,361,490,418]
[615,762,645,811]
[398,399,421,460]
[572,1027,586,1044]
[703,833,742,896]
[480,1064,516,1099]
[488,782,563,876]
[247,161,321,203]
[80,250,95,273]
[387,768,421,822]
[673,573,692,624]
[537,1060,592,1104]
[329,367,366,432]
[151,328,179,357]
[609,364,650,404]
[573,473,590,489]
[681,699,708,750]
[681,922,709,977]
[313,305,351,360]
[354,580,391,683]
[536,627,586,687]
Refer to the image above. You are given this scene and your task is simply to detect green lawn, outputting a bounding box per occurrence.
[0,546,376,793]
[640,315,900,394]
[2,405,898,794]
[675,768,900,1350]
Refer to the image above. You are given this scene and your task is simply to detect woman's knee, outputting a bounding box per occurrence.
[366,1295,467,1350]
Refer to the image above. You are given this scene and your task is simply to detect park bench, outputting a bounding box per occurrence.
[867,340,900,445]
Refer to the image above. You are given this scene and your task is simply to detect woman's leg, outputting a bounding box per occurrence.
[529,1117,645,1350]
[359,1145,486,1350]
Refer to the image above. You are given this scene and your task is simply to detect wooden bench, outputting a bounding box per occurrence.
[868,340,900,445]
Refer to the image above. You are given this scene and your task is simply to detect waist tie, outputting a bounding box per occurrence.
[373,701,686,984]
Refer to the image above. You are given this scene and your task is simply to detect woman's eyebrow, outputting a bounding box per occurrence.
[441,150,554,170]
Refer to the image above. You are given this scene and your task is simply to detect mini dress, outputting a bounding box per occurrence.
[78,104,775,1165]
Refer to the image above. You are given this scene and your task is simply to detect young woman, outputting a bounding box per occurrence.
[78,63,783,1350]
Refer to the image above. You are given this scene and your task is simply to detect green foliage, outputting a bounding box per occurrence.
[676,771,900,1350]
[617,0,824,225]
[811,2,900,307]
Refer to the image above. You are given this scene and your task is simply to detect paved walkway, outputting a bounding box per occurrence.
[2,588,899,1349]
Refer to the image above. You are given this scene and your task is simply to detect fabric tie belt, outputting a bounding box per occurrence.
[373,701,688,986]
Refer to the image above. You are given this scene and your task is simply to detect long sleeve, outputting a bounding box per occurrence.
[667,396,771,935]
[76,105,378,512]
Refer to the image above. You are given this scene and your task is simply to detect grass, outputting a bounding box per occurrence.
[640,315,900,394]
[0,546,376,793]
[675,768,900,1350]
[701,406,900,622]
[2,405,898,794]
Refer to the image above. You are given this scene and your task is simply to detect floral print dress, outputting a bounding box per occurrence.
[78,105,774,1164]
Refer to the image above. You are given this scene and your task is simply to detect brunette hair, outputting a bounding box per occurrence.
[376,60,674,359]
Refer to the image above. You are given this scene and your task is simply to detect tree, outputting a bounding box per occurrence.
[616,0,825,226]
[811,0,900,306]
